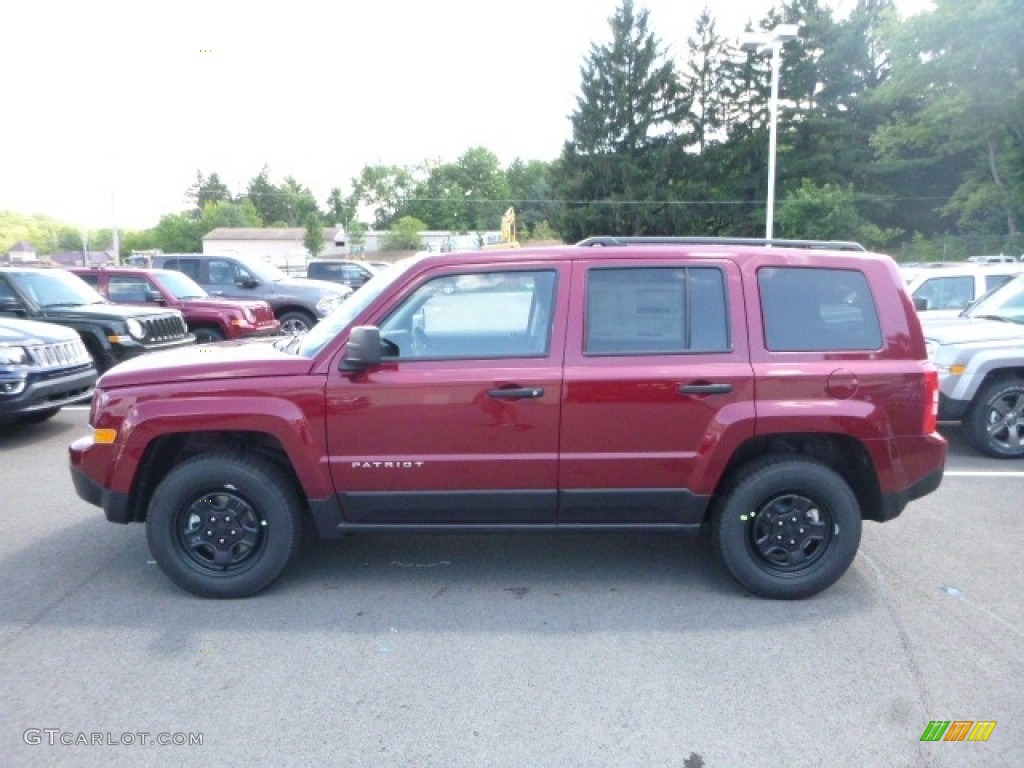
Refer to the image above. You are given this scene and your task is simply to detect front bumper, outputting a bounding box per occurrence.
[0,366,96,422]
[69,435,133,523]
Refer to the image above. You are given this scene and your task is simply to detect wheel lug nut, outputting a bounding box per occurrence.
[219,538,225,544]
[791,517,797,522]
[799,528,804,534]
[790,540,796,545]
[777,535,783,541]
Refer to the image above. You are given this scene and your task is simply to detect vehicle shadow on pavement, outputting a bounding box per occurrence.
[0,513,875,656]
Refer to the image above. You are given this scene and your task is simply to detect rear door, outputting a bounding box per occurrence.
[558,258,754,525]
[326,261,569,525]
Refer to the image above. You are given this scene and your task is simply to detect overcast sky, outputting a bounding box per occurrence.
[1,0,933,230]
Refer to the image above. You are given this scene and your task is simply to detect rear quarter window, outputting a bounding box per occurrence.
[759,267,882,351]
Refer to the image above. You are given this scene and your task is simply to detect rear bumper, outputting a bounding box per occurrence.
[878,466,944,522]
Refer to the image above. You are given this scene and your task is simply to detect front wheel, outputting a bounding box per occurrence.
[965,378,1024,459]
[712,456,862,599]
[192,326,226,344]
[19,407,61,425]
[278,311,316,335]
[146,453,303,598]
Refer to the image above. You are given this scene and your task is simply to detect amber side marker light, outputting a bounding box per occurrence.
[93,429,117,444]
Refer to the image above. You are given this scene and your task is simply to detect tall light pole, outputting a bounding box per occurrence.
[741,23,799,241]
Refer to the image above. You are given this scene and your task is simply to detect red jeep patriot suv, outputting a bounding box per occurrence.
[69,238,946,599]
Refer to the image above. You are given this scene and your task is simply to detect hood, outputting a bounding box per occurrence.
[921,316,1024,345]
[277,277,352,297]
[39,303,181,322]
[181,296,268,313]
[0,317,80,344]
[97,338,314,389]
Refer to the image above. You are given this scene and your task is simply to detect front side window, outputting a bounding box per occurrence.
[759,267,882,351]
[378,270,556,359]
[208,259,243,286]
[585,267,729,355]
[912,275,974,310]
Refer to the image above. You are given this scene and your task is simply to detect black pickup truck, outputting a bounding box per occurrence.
[0,266,194,372]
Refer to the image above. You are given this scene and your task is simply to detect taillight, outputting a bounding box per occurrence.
[923,369,939,434]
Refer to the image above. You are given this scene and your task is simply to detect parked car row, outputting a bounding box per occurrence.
[1,256,384,426]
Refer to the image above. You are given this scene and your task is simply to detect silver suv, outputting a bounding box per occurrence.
[923,273,1024,457]
[907,262,1024,317]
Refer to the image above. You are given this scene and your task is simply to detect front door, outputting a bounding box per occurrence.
[326,263,568,525]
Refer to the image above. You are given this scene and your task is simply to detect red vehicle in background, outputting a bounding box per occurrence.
[71,267,280,343]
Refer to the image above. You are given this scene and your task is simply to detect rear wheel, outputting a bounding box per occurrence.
[712,456,862,599]
[965,378,1024,458]
[146,453,303,598]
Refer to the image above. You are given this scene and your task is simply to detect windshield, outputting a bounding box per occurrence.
[156,270,208,299]
[232,255,288,283]
[294,256,421,358]
[9,270,107,307]
[964,275,1024,323]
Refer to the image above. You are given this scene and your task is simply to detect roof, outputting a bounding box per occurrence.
[203,227,342,242]
[8,241,37,252]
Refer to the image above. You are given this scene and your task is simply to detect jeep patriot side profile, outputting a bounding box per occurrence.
[69,240,946,599]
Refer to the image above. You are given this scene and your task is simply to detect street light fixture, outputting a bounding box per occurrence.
[741,23,800,241]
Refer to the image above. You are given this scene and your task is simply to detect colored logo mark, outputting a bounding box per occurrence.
[920,720,997,742]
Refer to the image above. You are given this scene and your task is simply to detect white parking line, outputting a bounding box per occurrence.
[945,470,1024,477]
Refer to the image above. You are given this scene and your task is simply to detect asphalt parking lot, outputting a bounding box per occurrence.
[1,408,1021,768]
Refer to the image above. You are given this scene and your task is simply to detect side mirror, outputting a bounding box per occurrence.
[913,296,929,311]
[0,297,24,313]
[340,326,382,372]
[145,290,165,303]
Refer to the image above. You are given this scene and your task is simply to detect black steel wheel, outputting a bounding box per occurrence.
[966,378,1024,459]
[712,456,862,599]
[146,453,302,598]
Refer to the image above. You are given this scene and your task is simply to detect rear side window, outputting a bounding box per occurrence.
[759,267,882,351]
[162,259,200,281]
[585,267,729,355]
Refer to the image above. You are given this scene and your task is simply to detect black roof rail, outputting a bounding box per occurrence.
[575,236,867,252]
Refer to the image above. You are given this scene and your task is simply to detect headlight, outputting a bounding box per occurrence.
[315,295,342,316]
[0,347,29,365]
[126,319,146,340]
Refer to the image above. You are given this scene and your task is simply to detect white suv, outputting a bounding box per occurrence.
[906,262,1024,317]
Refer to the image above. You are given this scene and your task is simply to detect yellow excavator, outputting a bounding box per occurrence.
[482,207,520,250]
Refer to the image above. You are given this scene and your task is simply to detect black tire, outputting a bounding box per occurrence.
[19,407,61,425]
[965,378,1024,459]
[711,456,862,599]
[278,311,316,335]
[146,453,303,598]
[192,326,226,344]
